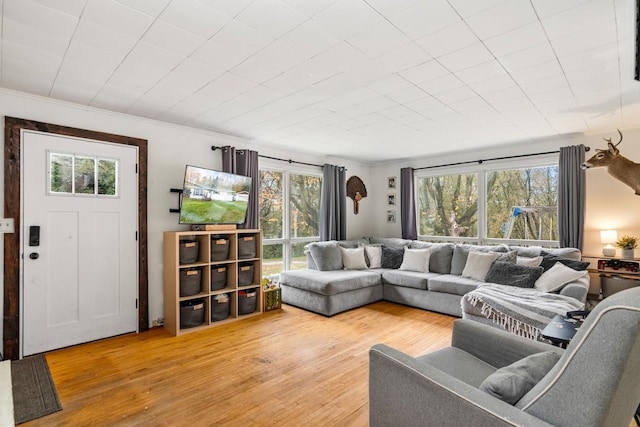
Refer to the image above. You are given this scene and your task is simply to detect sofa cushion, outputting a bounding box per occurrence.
[340,247,368,270]
[417,347,497,388]
[539,251,589,272]
[409,242,455,274]
[363,244,382,268]
[337,238,370,248]
[451,244,509,275]
[279,269,381,296]
[485,261,544,288]
[381,246,405,269]
[534,262,589,293]
[479,351,560,405]
[462,251,499,281]
[368,236,412,248]
[400,248,431,273]
[516,256,542,267]
[428,274,483,296]
[308,241,343,271]
[382,270,440,290]
[508,245,543,258]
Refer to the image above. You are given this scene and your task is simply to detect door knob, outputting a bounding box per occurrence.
[29,253,39,260]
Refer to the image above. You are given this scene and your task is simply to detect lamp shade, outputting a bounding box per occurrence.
[600,230,618,244]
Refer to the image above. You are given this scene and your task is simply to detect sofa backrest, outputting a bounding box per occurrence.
[515,287,640,426]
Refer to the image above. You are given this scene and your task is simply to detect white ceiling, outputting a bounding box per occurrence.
[1,0,639,162]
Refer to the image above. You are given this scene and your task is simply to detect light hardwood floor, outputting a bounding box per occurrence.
[28,302,455,426]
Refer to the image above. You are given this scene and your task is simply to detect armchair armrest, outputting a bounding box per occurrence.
[451,320,562,368]
[369,344,554,427]
[558,282,588,303]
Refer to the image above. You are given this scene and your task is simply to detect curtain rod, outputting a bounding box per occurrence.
[211,145,346,170]
[414,146,591,171]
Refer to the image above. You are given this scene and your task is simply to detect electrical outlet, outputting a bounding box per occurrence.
[0,218,14,234]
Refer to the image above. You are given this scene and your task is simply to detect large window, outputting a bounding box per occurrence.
[417,160,559,245]
[259,167,322,277]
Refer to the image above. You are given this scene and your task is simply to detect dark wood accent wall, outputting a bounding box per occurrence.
[3,116,149,360]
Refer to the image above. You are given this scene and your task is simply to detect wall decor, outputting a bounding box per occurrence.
[387,210,396,223]
[346,175,367,214]
[388,176,396,189]
[388,193,396,206]
[582,129,640,195]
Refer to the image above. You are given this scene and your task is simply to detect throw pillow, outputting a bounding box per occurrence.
[399,248,432,273]
[496,250,517,264]
[479,351,560,405]
[410,242,454,273]
[381,246,405,269]
[363,244,383,268]
[340,247,368,270]
[534,262,589,293]
[461,251,499,281]
[517,256,543,267]
[485,261,544,288]
[451,244,509,275]
[539,251,589,272]
[308,241,343,271]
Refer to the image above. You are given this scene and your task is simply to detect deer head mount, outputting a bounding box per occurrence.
[581,129,640,195]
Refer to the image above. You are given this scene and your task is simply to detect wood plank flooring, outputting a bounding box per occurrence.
[27,302,455,426]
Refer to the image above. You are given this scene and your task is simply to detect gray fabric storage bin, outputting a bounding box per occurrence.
[211,265,227,291]
[601,275,640,297]
[211,294,230,321]
[238,263,255,286]
[179,240,199,264]
[179,267,202,296]
[238,235,257,259]
[238,288,257,315]
[211,236,230,261]
[180,299,205,328]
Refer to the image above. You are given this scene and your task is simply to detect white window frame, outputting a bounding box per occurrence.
[415,154,559,247]
[259,161,322,272]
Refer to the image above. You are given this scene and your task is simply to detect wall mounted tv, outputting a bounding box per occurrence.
[179,165,252,225]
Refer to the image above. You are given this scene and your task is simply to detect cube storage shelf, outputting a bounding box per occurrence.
[164,228,262,336]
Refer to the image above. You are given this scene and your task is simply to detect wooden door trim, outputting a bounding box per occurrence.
[3,116,149,360]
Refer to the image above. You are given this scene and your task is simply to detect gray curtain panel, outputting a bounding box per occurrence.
[221,145,259,230]
[401,167,417,240]
[558,145,586,249]
[320,164,346,241]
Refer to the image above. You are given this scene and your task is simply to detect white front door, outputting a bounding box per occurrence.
[21,130,138,356]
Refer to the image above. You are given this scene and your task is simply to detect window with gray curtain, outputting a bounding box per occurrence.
[400,167,417,240]
[320,164,346,241]
[221,145,259,229]
[558,145,586,249]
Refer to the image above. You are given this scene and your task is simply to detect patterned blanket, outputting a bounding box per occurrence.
[464,283,584,340]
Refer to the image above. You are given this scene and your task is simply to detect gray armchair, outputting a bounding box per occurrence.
[369,287,640,426]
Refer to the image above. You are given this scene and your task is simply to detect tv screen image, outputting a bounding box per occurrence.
[179,165,252,224]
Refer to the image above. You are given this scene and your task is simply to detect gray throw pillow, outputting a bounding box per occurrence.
[410,242,454,273]
[485,261,544,288]
[381,246,405,269]
[308,241,343,271]
[539,251,589,272]
[479,351,560,405]
[451,244,509,275]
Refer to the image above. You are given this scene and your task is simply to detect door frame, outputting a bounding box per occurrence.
[3,116,149,360]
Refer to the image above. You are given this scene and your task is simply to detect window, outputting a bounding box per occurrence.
[259,167,322,277]
[417,159,559,245]
[49,152,118,197]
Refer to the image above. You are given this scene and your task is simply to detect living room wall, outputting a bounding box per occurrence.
[0,88,371,343]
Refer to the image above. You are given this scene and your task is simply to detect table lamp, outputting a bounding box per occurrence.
[600,229,618,256]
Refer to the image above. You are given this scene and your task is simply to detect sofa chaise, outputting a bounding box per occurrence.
[280,237,590,338]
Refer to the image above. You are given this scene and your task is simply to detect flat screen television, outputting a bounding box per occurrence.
[179,165,252,225]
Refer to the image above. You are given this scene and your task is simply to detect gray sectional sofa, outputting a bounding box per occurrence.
[279,237,590,325]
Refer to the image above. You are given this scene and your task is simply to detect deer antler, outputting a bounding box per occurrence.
[603,129,623,146]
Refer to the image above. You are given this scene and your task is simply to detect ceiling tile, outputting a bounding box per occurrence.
[189,39,249,70]
[551,21,617,59]
[417,74,465,95]
[313,0,382,39]
[364,0,421,16]
[1,39,63,71]
[235,0,307,39]
[376,42,432,72]
[196,0,255,18]
[348,20,411,58]
[250,41,307,71]
[159,0,231,39]
[280,0,339,17]
[2,13,73,54]
[83,0,155,39]
[263,57,337,93]
[480,85,526,104]
[447,0,507,19]
[439,43,493,72]
[399,60,450,84]
[231,56,284,84]
[484,22,548,58]
[143,20,206,56]
[386,86,429,104]
[195,73,260,106]
[541,0,614,41]
[455,60,506,85]
[73,19,138,56]
[388,0,460,39]
[435,86,477,104]
[531,0,592,19]
[367,74,413,95]
[415,21,480,58]
[509,60,563,85]
[5,0,79,38]
[209,19,275,56]
[498,43,556,73]
[115,0,172,17]
[30,0,88,17]
[464,1,538,40]
[467,74,516,94]
[279,19,341,57]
